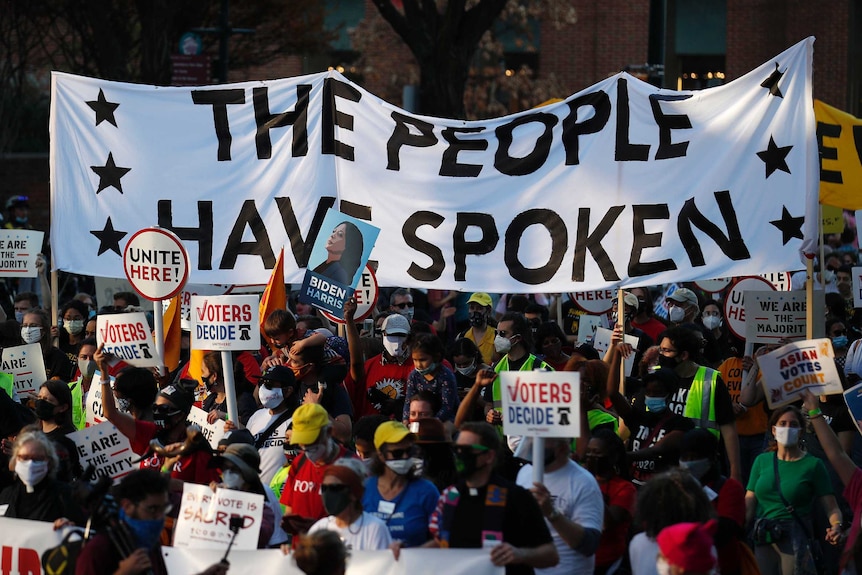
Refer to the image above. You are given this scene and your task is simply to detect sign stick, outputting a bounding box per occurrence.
[153,299,165,377]
[532,436,545,485]
[221,350,239,423]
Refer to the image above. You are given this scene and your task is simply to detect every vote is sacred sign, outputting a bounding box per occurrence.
[500,371,580,438]
[190,294,260,351]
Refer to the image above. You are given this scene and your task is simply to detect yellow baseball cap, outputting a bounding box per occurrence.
[290,403,330,445]
[373,421,415,450]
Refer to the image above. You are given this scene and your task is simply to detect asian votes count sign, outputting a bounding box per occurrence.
[500,371,580,438]
[191,294,260,351]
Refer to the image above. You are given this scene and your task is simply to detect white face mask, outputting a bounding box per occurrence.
[385,459,414,475]
[79,358,97,379]
[258,386,284,409]
[773,426,801,446]
[702,315,722,330]
[64,319,84,335]
[221,469,244,489]
[656,556,672,575]
[821,269,836,283]
[383,335,407,359]
[494,334,512,354]
[15,458,49,493]
[398,308,414,322]
[668,306,685,323]
[21,326,42,344]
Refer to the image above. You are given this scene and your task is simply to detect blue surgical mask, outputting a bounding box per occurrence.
[833,335,849,349]
[119,508,165,550]
[415,362,437,376]
[645,396,667,413]
[14,311,24,324]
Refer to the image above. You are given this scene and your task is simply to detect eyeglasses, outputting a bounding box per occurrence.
[658,347,677,356]
[320,484,350,494]
[453,444,490,457]
[394,302,414,309]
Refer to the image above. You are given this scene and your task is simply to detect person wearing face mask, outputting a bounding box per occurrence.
[69,337,98,429]
[33,379,80,481]
[534,322,570,372]
[0,429,84,524]
[584,429,636,575]
[200,350,257,427]
[280,403,355,534]
[243,365,301,485]
[401,333,459,423]
[12,291,37,325]
[287,342,353,445]
[97,345,218,490]
[410,417,458,491]
[450,338,492,426]
[389,288,416,323]
[605,353,693,486]
[457,292,497,365]
[515,437,604,575]
[21,309,76,381]
[210,442,283,547]
[112,367,159,423]
[362,421,439,547]
[57,299,89,364]
[745,405,842,575]
[655,520,719,575]
[678,429,746,575]
[606,292,654,374]
[307,457,392,550]
[427,422,559,575]
[629,287,670,344]
[697,300,742,367]
[75,469,229,575]
[827,318,851,373]
[344,297,415,418]
[665,288,701,326]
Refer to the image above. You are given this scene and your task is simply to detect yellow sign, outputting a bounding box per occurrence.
[815,99,862,210]
[821,204,844,234]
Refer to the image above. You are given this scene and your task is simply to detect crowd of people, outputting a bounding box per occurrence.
[2,232,862,575]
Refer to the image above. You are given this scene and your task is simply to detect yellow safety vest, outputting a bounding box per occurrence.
[69,378,86,430]
[491,354,552,409]
[683,366,720,437]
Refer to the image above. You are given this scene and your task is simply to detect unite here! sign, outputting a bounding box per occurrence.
[500,371,580,438]
[190,294,261,351]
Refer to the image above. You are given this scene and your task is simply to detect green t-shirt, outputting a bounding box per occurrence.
[747,451,833,520]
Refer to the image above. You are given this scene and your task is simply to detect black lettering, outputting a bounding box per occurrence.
[614,78,650,161]
[815,122,842,184]
[387,112,437,170]
[158,200,213,270]
[404,212,445,281]
[338,200,372,221]
[505,209,567,284]
[677,190,751,265]
[453,213,499,282]
[561,90,611,165]
[220,200,276,269]
[253,85,310,160]
[649,94,692,160]
[191,89,245,161]
[275,196,336,268]
[440,127,487,177]
[322,78,362,160]
[494,113,557,176]
[629,204,675,276]
[573,206,624,281]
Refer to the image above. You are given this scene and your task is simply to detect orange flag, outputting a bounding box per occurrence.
[259,247,287,336]
[162,295,181,371]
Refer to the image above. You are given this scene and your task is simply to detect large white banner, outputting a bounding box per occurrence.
[50,39,818,292]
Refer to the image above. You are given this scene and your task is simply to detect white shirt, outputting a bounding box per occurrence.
[308,511,393,551]
[245,408,292,485]
[517,459,604,575]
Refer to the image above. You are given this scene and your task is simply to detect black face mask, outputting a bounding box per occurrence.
[657,355,679,370]
[454,451,480,479]
[320,485,352,516]
[34,399,56,421]
[584,455,613,477]
[152,405,182,432]
[469,311,486,327]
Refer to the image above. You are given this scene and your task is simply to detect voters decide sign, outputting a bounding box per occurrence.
[500,371,580,438]
[51,39,817,292]
[97,311,161,367]
[190,294,260,351]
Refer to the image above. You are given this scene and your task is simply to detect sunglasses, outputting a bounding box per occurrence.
[394,302,414,309]
[453,444,490,457]
[383,447,417,460]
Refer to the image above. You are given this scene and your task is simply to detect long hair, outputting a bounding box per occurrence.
[766,405,805,452]
[41,379,74,429]
[635,468,715,537]
[9,428,59,479]
[338,221,364,281]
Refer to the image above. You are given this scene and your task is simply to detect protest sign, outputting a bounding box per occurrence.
[174,483,264,550]
[569,289,616,314]
[500,370,580,438]
[97,311,161,367]
[854,266,862,309]
[52,40,818,293]
[298,209,380,316]
[744,290,807,344]
[190,294,260,351]
[123,227,190,301]
[724,276,775,339]
[0,518,67,573]
[187,406,226,449]
[0,230,43,278]
[694,278,732,293]
[760,272,792,291]
[0,343,47,394]
[322,264,379,324]
[576,315,605,345]
[67,421,135,480]
[85,372,114,426]
[844,381,862,436]
[757,339,842,408]
[592,327,640,376]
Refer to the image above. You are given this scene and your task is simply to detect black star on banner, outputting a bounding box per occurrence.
[85,89,120,127]
[90,217,127,256]
[756,136,792,178]
[760,62,784,98]
[90,153,131,194]
[770,206,804,245]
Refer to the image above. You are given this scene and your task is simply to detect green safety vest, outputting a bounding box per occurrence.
[491,354,553,410]
[0,372,13,399]
[682,366,720,437]
[69,378,86,430]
